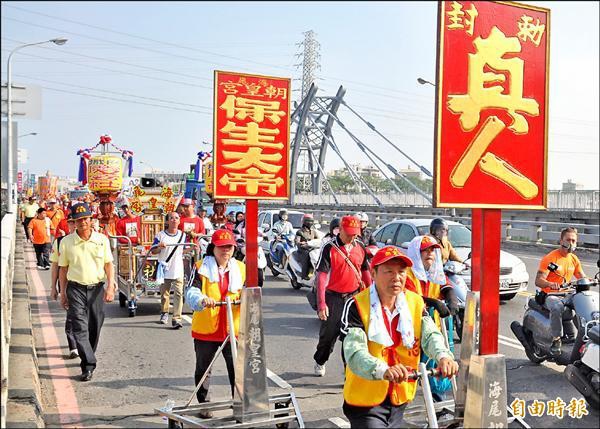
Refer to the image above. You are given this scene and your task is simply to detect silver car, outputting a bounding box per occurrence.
[371,218,529,300]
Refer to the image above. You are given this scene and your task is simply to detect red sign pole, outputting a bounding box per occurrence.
[479,209,501,355]
[245,199,259,288]
[470,208,482,292]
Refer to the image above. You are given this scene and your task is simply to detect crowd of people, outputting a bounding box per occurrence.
[21,190,590,428]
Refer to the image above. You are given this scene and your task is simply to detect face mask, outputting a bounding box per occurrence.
[561,242,576,253]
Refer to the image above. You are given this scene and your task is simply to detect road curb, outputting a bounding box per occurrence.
[6,231,45,428]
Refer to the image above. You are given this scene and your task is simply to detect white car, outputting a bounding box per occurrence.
[371,218,529,300]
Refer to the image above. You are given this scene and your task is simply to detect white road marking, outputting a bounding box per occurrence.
[498,334,523,345]
[266,369,292,389]
[329,417,350,428]
[499,338,524,351]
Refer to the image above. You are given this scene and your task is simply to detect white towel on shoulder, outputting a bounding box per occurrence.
[198,256,243,293]
[367,284,415,349]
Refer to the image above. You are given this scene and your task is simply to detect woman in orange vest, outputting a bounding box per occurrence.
[185,229,245,417]
[339,245,458,428]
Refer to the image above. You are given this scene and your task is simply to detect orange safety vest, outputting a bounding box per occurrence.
[191,259,246,337]
[343,287,424,407]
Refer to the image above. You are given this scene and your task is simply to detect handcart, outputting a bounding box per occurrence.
[155,292,304,428]
[111,237,198,317]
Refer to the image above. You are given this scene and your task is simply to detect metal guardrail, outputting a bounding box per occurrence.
[296,208,600,249]
[1,213,17,428]
[288,190,600,212]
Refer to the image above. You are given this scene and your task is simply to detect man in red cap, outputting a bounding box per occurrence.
[185,228,246,417]
[339,246,458,428]
[312,215,372,377]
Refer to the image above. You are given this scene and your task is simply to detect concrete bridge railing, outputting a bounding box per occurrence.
[1,213,17,427]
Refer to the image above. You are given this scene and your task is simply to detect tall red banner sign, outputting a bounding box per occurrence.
[213,71,291,200]
[434,1,550,209]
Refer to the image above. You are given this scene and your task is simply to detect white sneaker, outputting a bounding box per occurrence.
[159,313,169,325]
[314,362,326,377]
[68,349,79,359]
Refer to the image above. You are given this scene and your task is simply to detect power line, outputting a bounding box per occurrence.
[3,5,299,73]
[1,39,211,89]
[12,73,212,109]
[40,85,211,114]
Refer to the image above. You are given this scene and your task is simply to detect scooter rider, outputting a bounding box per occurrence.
[323,217,341,243]
[356,212,376,246]
[535,227,586,355]
[272,209,294,267]
[295,214,319,280]
[430,218,467,266]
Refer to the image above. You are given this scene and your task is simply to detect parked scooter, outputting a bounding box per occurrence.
[443,260,469,342]
[286,238,322,290]
[511,263,599,405]
[267,232,295,277]
[565,260,600,409]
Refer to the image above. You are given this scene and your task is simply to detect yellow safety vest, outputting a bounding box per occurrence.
[191,259,246,337]
[343,287,424,407]
[406,268,444,327]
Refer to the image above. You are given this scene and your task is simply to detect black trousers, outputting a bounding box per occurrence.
[343,399,407,428]
[65,316,77,351]
[194,339,235,404]
[296,248,311,278]
[33,243,51,267]
[66,282,105,372]
[313,289,357,366]
[23,217,33,240]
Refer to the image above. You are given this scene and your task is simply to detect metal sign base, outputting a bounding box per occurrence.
[155,392,304,428]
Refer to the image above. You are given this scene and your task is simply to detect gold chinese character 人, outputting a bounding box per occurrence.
[220,95,286,124]
[546,397,566,419]
[510,398,526,419]
[446,1,478,36]
[517,15,546,47]
[527,400,546,417]
[566,398,588,419]
[219,167,284,195]
[447,26,539,134]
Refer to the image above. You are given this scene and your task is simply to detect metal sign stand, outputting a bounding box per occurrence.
[155,288,304,428]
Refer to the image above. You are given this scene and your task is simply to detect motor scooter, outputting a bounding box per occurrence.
[267,232,295,277]
[286,238,322,290]
[565,260,600,409]
[443,261,469,341]
[510,264,599,374]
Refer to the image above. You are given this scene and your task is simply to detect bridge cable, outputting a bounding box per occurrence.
[341,101,433,178]
[306,115,383,207]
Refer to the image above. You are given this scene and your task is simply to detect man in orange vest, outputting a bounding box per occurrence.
[340,246,458,428]
[535,227,586,355]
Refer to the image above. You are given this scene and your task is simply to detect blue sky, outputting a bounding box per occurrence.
[2,1,598,189]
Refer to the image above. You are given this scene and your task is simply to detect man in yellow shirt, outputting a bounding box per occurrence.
[21,196,40,242]
[58,202,115,381]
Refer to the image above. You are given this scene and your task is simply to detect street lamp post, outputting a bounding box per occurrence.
[417,77,436,87]
[18,132,38,138]
[6,38,67,213]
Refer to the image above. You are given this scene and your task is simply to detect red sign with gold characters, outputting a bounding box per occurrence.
[213,70,291,200]
[434,1,550,209]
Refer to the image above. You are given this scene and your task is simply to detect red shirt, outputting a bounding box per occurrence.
[54,218,70,238]
[316,236,369,293]
[193,272,231,342]
[178,216,206,243]
[116,216,141,245]
[381,304,416,394]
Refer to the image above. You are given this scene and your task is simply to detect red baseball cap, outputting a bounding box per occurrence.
[181,198,193,206]
[211,229,236,247]
[420,235,442,251]
[341,215,361,235]
[371,246,413,269]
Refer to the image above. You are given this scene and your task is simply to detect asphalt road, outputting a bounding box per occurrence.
[28,243,598,428]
